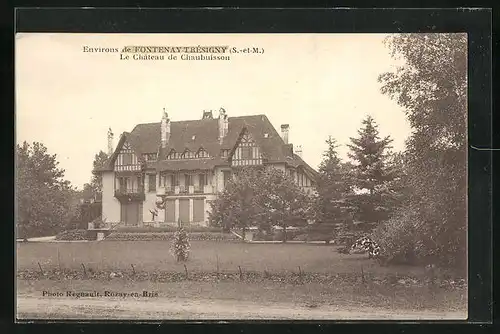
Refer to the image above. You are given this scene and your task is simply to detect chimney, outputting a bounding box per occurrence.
[218,108,228,142]
[202,110,213,119]
[281,124,289,144]
[161,108,171,148]
[107,128,114,155]
[295,145,303,158]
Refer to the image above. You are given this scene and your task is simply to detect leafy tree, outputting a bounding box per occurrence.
[311,136,353,243]
[257,168,311,243]
[208,166,312,242]
[378,33,467,267]
[208,167,264,239]
[16,141,76,239]
[347,116,396,232]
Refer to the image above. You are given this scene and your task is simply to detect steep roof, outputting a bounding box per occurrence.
[94,114,317,175]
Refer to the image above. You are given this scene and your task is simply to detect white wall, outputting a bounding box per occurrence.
[101,172,120,223]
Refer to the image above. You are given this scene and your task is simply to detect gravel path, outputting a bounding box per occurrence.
[16,295,467,320]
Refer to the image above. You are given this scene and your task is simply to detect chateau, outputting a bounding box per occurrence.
[94,108,317,227]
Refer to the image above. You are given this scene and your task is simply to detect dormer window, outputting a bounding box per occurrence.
[197,148,209,158]
[221,149,230,158]
[182,150,194,159]
[167,149,176,160]
[143,153,157,161]
[264,133,269,138]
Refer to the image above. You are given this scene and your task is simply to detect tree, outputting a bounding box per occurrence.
[311,136,353,243]
[170,225,190,262]
[257,168,311,243]
[208,167,264,239]
[85,150,109,201]
[378,33,467,267]
[347,116,396,232]
[16,141,76,239]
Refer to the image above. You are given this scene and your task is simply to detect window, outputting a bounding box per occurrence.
[118,177,129,191]
[170,174,178,187]
[148,174,156,192]
[122,153,133,165]
[184,174,193,187]
[221,149,229,158]
[145,153,156,161]
[199,173,207,187]
[197,149,209,158]
[182,150,193,159]
[241,146,253,159]
[223,171,232,187]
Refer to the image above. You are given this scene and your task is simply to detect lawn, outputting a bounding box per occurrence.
[17,240,467,318]
[18,240,436,278]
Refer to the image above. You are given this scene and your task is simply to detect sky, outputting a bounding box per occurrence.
[16,33,410,189]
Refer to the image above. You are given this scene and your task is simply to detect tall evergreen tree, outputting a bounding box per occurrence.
[85,150,109,201]
[311,137,353,242]
[347,116,395,232]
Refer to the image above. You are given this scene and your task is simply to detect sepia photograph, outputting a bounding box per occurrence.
[15,32,468,320]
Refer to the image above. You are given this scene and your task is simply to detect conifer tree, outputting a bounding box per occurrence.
[311,137,353,242]
[347,116,395,232]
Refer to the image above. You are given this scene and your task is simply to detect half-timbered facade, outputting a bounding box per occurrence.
[94,108,318,227]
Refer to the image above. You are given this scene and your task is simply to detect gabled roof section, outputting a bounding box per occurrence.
[93,132,144,172]
[94,113,319,175]
[287,154,319,181]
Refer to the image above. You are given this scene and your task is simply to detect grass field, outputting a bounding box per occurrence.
[16,240,467,319]
[17,240,446,278]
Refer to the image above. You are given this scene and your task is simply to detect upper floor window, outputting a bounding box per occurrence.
[144,153,157,161]
[221,149,230,158]
[197,149,209,158]
[122,153,133,165]
[241,146,253,160]
[182,150,194,159]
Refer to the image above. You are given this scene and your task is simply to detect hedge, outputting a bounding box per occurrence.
[105,232,239,242]
[55,229,90,241]
[116,226,225,233]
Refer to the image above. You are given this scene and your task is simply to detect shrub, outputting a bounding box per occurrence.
[116,226,223,233]
[372,208,421,265]
[55,229,89,241]
[170,227,190,262]
[104,232,239,242]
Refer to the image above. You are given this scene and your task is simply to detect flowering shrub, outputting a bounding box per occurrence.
[170,227,190,262]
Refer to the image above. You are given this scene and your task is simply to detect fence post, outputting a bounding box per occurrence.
[131,264,136,276]
[184,264,188,280]
[298,266,303,284]
[238,265,243,281]
[81,263,87,277]
[361,265,365,284]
